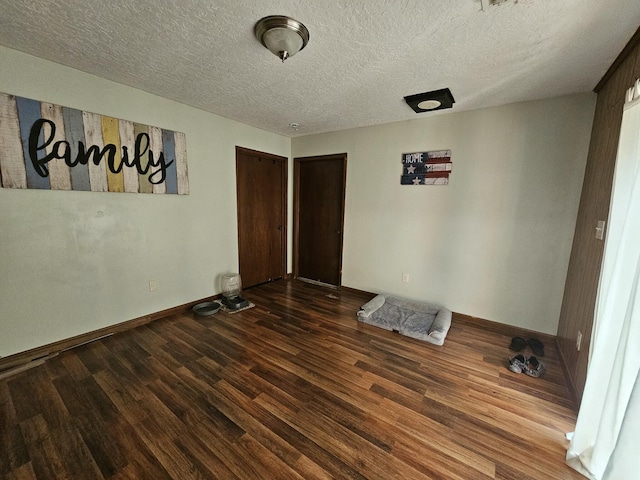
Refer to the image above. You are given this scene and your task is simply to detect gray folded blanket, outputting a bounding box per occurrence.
[357,295,452,346]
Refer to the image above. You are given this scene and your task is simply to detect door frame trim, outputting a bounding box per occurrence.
[235,146,288,286]
[293,153,347,287]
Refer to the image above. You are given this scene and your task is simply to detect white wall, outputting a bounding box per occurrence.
[292,94,596,334]
[0,46,595,356]
[0,46,290,357]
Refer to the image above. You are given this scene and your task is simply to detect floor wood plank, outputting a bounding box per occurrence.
[0,279,583,479]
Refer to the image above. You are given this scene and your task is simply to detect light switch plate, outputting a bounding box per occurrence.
[595,220,606,240]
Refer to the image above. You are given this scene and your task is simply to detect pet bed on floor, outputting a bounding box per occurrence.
[357,295,452,346]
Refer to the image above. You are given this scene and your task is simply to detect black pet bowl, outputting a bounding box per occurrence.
[191,301,221,316]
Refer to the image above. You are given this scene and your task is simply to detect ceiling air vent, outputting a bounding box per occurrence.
[478,0,514,9]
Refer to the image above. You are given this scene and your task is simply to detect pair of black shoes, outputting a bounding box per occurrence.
[508,337,545,377]
[509,336,544,356]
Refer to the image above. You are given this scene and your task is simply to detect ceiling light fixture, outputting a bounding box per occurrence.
[404,88,455,113]
[254,15,309,62]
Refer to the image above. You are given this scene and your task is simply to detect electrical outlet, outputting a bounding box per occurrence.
[149,280,158,292]
[576,331,583,351]
[402,273,410,283]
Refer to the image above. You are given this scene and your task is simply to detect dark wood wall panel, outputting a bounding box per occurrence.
[557,28,640,403]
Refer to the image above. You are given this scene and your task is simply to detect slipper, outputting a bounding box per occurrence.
[527,338,545,356]
[524,356,545,377]
[508,354,527,373]
[509,336,527,352]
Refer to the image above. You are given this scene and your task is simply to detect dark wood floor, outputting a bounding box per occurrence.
[0,280,583,479]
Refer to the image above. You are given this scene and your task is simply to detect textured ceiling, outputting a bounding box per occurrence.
[1,0,639,137]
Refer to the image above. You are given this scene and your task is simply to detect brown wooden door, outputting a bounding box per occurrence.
[294,154,346,287]
[236,147,287,288]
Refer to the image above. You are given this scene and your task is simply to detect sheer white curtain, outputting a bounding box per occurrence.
[566,79,640,479]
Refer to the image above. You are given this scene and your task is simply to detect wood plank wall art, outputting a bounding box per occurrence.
[401,149,451,185]
[0,92,189,194]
